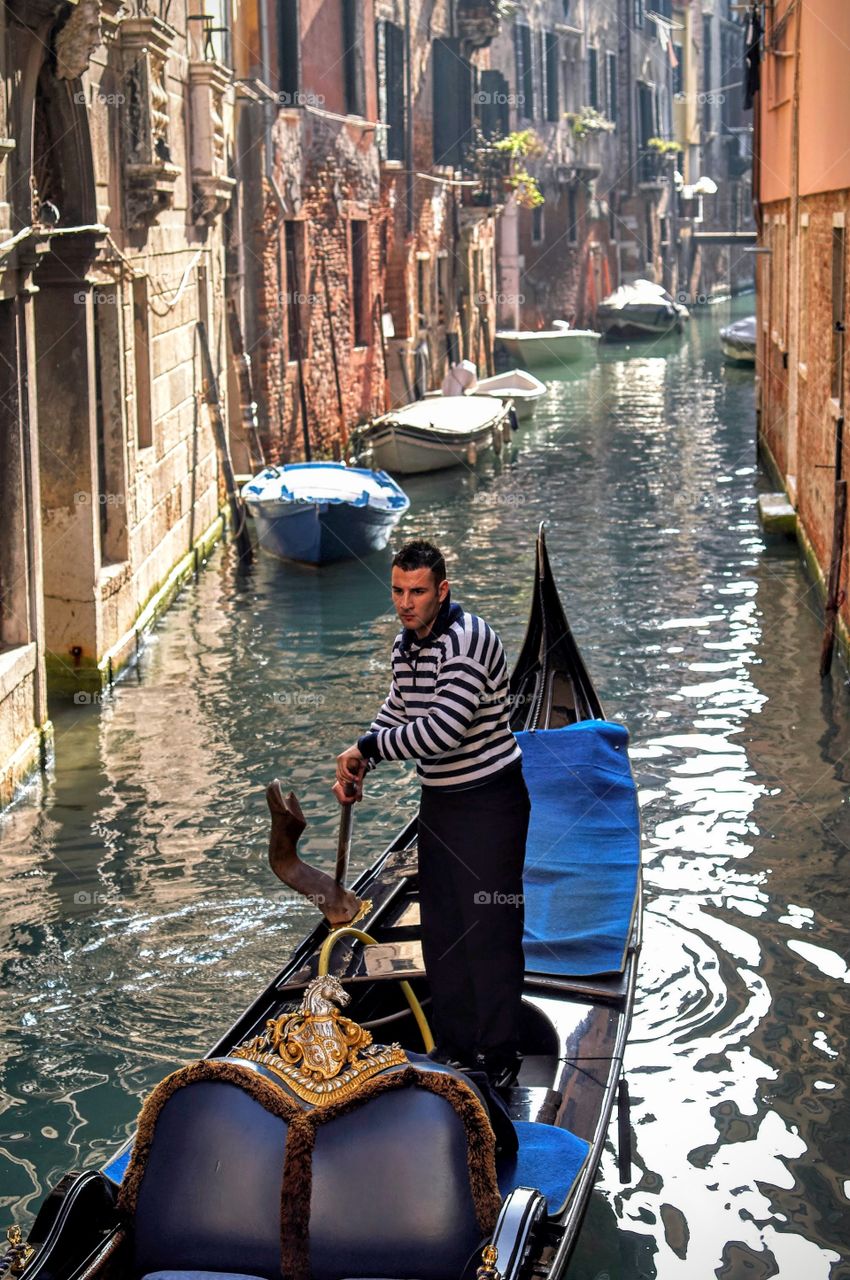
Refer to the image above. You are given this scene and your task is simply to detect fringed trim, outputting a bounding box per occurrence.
[117,1059,299,1220]
[118,1060,500,1280]
[280,1066,501,1280]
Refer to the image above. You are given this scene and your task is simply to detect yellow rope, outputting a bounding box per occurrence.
[317,926,435,1053]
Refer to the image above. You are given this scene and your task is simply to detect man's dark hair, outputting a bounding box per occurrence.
[392,539,447,584]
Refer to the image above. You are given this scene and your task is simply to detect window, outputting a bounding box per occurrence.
[284,220,306,361]
[132,276,152,449]
[567,186,578,244]
[351,221,369,346]
[278,0,300,103]
[376,19,405,160]
[588,47,599,110]
[514,24,534,120]
[672,44,683,97]
[831,223,845,401]
[416,255,430,327]
[606,52,618,122]
[545,33,560,121]
[432,38,472,165]
[478,69,510,139]
[537,30,546,122]
[633,0,645,29]
[342,0,365,116]
[532,205,544,245]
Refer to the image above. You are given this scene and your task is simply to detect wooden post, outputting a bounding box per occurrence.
[477,274,494,377]
[197,320,253,560]
[820,408,847,678]
[226,297,265,471]
[320,254,346,440]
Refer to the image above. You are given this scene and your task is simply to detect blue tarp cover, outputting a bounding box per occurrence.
[517,720,640,978]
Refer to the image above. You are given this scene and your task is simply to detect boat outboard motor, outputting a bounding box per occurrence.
[119,975,502,1280]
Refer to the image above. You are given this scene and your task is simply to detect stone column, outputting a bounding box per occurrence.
[33,234,103,695]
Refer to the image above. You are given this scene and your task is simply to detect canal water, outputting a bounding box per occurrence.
[2,294,849,1278]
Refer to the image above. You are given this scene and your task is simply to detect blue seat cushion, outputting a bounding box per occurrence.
[497,1121,590,1214]
[143,1274,265,1280]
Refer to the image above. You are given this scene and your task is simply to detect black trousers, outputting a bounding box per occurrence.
[417,763,530,1064]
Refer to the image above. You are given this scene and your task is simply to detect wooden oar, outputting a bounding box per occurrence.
[266,782,363,925]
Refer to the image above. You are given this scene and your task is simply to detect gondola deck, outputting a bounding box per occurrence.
[15,528,643,1280]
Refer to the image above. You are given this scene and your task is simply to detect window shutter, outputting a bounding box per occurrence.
[433,38,472,166]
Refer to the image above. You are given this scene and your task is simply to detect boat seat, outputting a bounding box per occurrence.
[497,1121,590,1216]
[124,1057,498,1280]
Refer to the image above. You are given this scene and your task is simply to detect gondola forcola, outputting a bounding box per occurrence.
[11,527,643,1280]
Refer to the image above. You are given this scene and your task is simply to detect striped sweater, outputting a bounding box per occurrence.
[357,598,522,789]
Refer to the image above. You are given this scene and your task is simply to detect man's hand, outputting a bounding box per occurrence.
[333,746,366,805]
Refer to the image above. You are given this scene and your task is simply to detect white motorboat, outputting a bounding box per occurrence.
[351,396,514,475]
[425,367,548,420]
[720,314,756,364]
[494,321,601,369]
[597,280,689,340]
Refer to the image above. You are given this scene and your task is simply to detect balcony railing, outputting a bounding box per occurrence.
[638,148,675,187]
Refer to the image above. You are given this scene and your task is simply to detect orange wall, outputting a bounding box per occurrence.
[798,0,850,195]
[760,0,850,203]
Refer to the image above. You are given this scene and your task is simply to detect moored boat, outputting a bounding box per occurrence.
[425,367,548,421]
[11,527,643,1280]
[241,462,409,565]
[494,320,601,369]
[719,314,756,364]
[351,396,514,475]
[597,279,689,340]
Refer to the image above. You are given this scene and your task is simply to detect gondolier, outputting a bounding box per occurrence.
[334,539,530,1086]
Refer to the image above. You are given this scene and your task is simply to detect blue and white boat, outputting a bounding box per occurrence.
[241,462,410,565]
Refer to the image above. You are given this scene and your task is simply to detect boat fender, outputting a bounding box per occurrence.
[466,440,478,466]
[492,425,502,455]
[508,405,519,434]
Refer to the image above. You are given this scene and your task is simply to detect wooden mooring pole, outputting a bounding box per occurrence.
[197,320,253,561]
[820,413,846,679]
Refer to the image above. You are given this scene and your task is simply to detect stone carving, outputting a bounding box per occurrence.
[55,0,103,81]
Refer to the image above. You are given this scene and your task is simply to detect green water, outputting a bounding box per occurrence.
[2,295,849,1278]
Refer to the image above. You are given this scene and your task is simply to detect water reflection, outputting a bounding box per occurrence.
[2,296,850,1278]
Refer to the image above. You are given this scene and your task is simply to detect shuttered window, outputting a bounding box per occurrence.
[342,0,365,116]
[545,33,559,121]
[432,37,472,167]
[588,46,599,110]
[514,24,534,120]
[376,20,405,160]
[607,52,617,121]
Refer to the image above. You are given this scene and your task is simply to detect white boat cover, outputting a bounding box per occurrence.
[720,315,756,344]
[495,325,600,342]
[441,361,478,396]
[599,279,679,311]
[374,397,505,435]
[241,462,408,511]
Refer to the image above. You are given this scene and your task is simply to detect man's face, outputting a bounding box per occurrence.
[391,567,449,637]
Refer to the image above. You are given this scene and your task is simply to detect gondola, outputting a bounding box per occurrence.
[7,527,642,1280]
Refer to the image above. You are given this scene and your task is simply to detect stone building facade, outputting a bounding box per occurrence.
[0,0,236,807]
[754,0,850,656]
[489,0,620,331]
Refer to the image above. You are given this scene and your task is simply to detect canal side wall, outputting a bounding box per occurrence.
[754,1,850,656]
[0,3,237,809]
